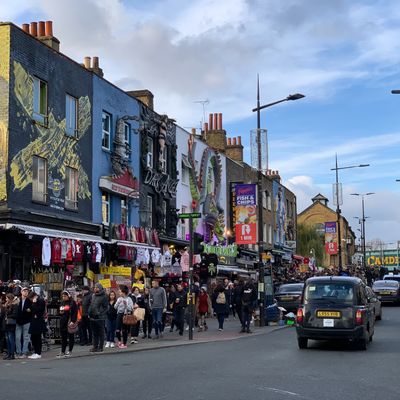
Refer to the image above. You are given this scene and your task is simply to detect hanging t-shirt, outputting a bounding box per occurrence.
[61,239,68,260]
[51,238,62,264]
[151,249,161,265]
[42,237,51,266]
[73,240,83,262]
[127,247,135,261]
[65,239,73,262]
[90,243,97,263]
[95,242,102,263]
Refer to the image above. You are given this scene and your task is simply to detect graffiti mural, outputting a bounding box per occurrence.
[9,60,91,202]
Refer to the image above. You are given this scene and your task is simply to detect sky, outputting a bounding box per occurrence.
[1,0,400,247]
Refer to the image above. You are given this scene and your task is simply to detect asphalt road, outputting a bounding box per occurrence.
[1,306,400,400]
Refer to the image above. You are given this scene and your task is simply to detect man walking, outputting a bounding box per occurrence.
[173,284,187,336]
[150,280,167,339]
[88,283,108,352]
[240,280,257,334]
[15,286,32,359]
[80,286,92,345]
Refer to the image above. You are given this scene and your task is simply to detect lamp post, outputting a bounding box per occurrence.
[252,75,304,326]
[330,155,369,270]
[351,193,374,270]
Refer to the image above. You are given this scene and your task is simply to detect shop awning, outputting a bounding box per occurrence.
[112,240,160,251]
[217,265,251,275]
[1,223,110,244]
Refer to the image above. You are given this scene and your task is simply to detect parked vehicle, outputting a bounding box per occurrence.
[275,283,304,312]
[296,277,375,350]
[366,286,382,320]
[383,274,400,284]
[372,280,400,304]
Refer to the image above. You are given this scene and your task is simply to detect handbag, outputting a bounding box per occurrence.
[123,313,137,326]
[133,307,145,321]
[68,320,79,334]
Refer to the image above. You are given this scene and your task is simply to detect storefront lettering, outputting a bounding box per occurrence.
[368,255,399,266]
[204,243,238,257]
[144,168,178,197]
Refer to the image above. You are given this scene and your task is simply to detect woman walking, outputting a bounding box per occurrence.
[130,286,144,344]
[105,290,117,348]
[114,285,133,349]
[142,287,153,339]
[212,285,229,331]
[57,291,78,358]
[4,293,19,360]
[196,287,212,332]
[28,291,46,359]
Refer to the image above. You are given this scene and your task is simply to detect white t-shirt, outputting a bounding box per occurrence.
[95,242,102,263]
[42,237,51,266]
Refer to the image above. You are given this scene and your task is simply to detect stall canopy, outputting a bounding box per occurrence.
[0,223,110,244]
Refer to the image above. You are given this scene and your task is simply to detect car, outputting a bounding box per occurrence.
[296,276,375,350]
[366,286,382,320]
[372,280,400,304]
[383,274,400,284]
[275,283,304,312]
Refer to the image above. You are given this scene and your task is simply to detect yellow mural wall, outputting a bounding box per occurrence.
[9,60,91,200]
[0,25,11,202]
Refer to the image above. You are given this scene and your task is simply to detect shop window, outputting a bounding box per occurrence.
[102,192,110,225]
[147,137,153,168]
[32,156,47,203]
[66,94,78,137]
[65,167,78,210]
[121,198,129,225]
[33,77,47,125]
[102,111,111,150]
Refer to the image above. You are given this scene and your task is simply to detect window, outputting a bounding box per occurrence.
[180,205,187,239]
[263,223,267,244]
[181,155,191,185]
[102,192,110,225]
[268,225,272,244]
[147,137,153,168]
[32,156,47,203]
[262,191,267,208]
[160,146,167,173]
[266,191,272,211]
[65,167,78,210]
[33,77,47,124]
[102,112,111,150]
[162,200,167,229]
[66,94,78,137]
[121,198,129,225]
[146,195,153,227]
[124,123,130,159]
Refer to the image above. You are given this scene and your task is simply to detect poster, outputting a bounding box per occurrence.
[235,184,257,244]
[273,181,286,246]
[325,222,338,255]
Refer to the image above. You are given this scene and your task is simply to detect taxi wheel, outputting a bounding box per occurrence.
[297,337,308,349]
[357,335,368,351]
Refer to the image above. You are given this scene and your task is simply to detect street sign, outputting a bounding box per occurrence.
[179,212,201,219]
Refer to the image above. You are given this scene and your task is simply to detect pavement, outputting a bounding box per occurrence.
[38,317,287,360]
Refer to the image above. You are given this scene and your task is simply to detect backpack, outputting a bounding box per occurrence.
[216,292,226,305]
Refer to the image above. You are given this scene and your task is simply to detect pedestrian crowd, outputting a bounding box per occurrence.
[0,277,258,360]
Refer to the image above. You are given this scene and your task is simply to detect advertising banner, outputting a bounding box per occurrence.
[235,184,257,244]
[324,222,338,255]
[273,181,286,246]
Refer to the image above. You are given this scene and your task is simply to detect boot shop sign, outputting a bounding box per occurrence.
[144,168,178,197]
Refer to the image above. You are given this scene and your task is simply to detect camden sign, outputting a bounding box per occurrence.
[203,243,238,257]
[144,168,178,197]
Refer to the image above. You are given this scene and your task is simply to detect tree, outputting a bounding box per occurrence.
[297,223,324,266]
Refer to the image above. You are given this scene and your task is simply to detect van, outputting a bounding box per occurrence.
[296,276,375,350]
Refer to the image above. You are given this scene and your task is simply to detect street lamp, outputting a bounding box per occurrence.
[330,155,369,270]
[252,75,305,326]
[351,193,374,270]
[391,90,400,94]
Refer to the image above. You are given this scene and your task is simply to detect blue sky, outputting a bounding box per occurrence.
[1,0,400,246]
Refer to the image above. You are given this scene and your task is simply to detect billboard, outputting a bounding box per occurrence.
[235,184,257,244]
[325,221,338,255]
[273,181,286,246]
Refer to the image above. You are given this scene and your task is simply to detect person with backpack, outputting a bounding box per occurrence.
[240,280,258,333]
[212,285,229,331]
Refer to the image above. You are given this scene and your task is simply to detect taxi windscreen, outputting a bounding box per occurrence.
[305,283,354,304]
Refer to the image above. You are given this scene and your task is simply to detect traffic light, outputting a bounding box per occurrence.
[193,233,204,254]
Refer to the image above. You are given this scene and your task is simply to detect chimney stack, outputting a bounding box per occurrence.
[213,113,218,130]
[204,122,208,132]
[23,21,60,51]
[83,56,91,69]
[45,21,53,36]
[218,113,222,130]
[38,21,45,37]
[126,90,154,110]
[209,113,213,130]
[22,24,30,34]
[226,135,244,163]
[30,22,38,37]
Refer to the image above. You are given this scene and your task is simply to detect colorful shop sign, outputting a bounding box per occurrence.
[324,222,338,255]
[100,266,132,276]
[203,243,238,257]
[235,184,257,245]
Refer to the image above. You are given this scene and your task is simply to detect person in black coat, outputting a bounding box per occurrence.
[4,293,19,360]
[57,291,78,358]
[28,291,46,359]
[15,286,32,358]
[212,285,229,331]
[240,280,258,333]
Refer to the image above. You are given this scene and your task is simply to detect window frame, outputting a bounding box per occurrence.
[65,94,79,137]
[102,111,111,150]
[181,161,189,185]
[65,166,78,211]
[102,192,110,225]
[32,155,48,204]
[147,137,153,168]
[123,122,131,159]
[32,76,48,126]
[121,198,129,225]
[160,145,167,173]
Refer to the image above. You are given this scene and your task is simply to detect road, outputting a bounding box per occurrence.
[1,306,400,400]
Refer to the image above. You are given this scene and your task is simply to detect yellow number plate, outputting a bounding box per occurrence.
[281,296,293,300]
[379,291,391,295]
[317,311,341,318]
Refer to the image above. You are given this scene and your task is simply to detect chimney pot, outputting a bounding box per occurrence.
[218,113,222,130]
[227,138,231,146]
[45,21,53,36]
[204,122,209,132]
[213,113,218,130]
[38,21,45,36]
[22,24,30,34]
[30,22,38,37]
[84,57,91,69]
[232,138,237,146]
[92,56,99,68]
[238,136,242,145]
[209,113,213,130]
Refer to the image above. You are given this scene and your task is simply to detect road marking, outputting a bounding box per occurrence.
[259,386,302,397]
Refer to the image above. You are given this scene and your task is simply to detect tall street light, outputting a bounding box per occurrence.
[330,155,369,270]
[252,75,305,326]
[351,192,374,270]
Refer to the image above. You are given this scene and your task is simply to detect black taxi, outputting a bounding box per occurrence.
[296,276,375,350]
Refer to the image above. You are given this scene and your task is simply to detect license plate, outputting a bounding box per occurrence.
[379,291,391,295]
[323,319,334,327]
[317,310,341,318]
[280,296,293,301]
